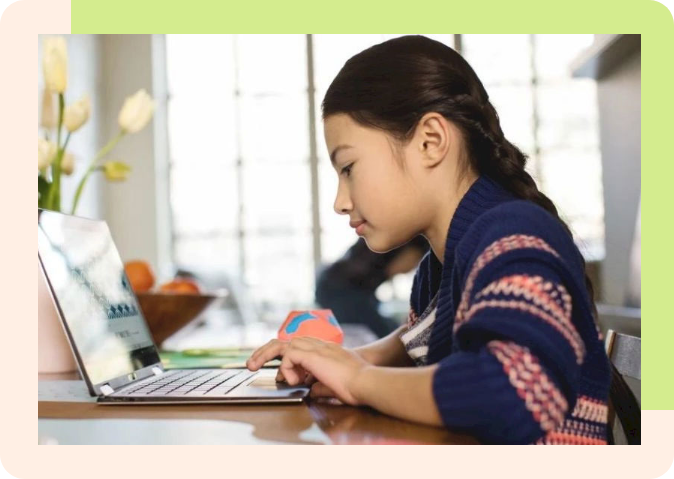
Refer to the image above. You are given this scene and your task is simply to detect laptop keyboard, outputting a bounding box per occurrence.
[115,369,255,397]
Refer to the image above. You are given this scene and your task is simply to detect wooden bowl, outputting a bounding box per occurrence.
[136,292,221,345]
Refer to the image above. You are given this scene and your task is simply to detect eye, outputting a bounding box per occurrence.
[340,163,353,178]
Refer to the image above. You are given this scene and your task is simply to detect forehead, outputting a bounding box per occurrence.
[324,114,360,144]
[323,114,390,153]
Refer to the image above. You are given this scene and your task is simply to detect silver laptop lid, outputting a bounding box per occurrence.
[38,209,164,396]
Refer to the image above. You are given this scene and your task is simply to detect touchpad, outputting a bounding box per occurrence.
[248,377,292,389]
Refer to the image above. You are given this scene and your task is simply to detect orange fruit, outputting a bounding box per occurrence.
[159,278,201,294]
[124,260,155,293]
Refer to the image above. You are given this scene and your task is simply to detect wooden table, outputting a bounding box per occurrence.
[38,317,476,444]
[38,372,476,445]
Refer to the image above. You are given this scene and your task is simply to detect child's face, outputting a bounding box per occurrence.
[323,114,433,253]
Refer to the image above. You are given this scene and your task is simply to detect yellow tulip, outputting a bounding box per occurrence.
[63,94,91,133]
[103,161,131,181]
[40,88,57,129]
[61,152,75,175]
[43,37,68,94]
[38,138,57,170]
[118,89,155,134]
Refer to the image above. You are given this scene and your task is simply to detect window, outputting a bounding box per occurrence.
[461,34,603,260]
[164,34,602,319]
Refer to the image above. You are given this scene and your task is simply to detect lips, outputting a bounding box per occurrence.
[350,219,367,235]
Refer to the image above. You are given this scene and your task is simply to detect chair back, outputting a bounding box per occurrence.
[606,330,641,444]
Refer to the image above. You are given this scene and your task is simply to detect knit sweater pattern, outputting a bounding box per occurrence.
[408,175,611,444]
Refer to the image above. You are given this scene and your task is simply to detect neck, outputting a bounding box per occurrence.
[424,171,478,264]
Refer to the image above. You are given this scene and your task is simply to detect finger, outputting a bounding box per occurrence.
[304,373,317,385]
[249,339,281,362]
[275,369,285,382]
[279,348,311,386]
[310,382,336,398]
[246,340,288,370]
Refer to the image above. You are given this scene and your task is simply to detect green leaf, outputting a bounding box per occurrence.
[38,175,51,208]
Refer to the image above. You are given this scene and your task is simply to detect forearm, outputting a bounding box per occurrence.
[352,324,415,367]
[351,364,443,427]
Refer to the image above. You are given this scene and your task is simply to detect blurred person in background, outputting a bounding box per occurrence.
[315,236,428,338]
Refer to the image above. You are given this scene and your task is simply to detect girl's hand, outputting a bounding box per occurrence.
[245,337,370,406]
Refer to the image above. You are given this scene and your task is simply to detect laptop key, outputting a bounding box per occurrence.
[204,387,234,397]
[184,390,207,396]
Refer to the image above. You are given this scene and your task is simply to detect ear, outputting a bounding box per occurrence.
[415,112,451,169]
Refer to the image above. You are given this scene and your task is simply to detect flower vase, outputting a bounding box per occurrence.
[38,259,77,374]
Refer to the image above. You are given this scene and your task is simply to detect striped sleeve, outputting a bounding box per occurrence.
[431,233,586,444]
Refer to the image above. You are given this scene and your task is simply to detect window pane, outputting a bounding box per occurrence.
[170,164,239,236]
[166,35,235,95]
[239,93,309,162]
[536,81,599,151]
[538,147,605,259]
[486,84,535,155]
[236,34,307,94]
[168,95,238,166]
[462,34,532,85]
[243,234,314,314]
[534,34,594,83]
[174,234,240,278]
[242,161,312,234]
[539,148,604,217]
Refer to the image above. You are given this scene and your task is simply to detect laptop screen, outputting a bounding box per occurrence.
[38,209,160,386]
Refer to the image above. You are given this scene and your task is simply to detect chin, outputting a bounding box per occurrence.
[362,233,406,254]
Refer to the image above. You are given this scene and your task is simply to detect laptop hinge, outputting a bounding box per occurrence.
[100,384,114,396]
[152,366,163,376]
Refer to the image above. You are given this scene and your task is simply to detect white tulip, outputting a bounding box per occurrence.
[40,88,57,129]
[64,94,91,132]
[43,37,68,94]
[61,151,75,175]
[118,89,155,133]
[38,138,57,170]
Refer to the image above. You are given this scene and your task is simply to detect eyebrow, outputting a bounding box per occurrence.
[329,144,354,165]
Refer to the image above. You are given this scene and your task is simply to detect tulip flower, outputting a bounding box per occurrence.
[38,138,57,170]
[40,88,57,130]
[63,94,91,133]
[118,89,155,133]
[39,37,153,214]
[43,37,68,94]
[61,152,75,175]
[102,161,131,181]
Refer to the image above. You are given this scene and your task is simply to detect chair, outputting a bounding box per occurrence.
[605,329,641,444]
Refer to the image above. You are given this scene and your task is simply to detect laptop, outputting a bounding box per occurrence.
[38,209,309,404]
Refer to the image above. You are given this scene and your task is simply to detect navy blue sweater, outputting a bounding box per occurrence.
[410,175,611,444]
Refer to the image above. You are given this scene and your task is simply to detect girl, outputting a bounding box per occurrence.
[246,35,611,445]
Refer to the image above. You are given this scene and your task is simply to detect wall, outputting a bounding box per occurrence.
[597,49,641,306]
[99,34,171,278]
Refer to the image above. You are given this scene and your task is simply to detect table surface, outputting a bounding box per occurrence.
[38,372,476,445]
[38,316,477,445]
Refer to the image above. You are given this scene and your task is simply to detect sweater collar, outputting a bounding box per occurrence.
[428,175,516,275]
[424,175,516,364]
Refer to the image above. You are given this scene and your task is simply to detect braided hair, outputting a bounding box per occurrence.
[321,34,597,310]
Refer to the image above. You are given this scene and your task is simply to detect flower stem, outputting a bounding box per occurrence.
[70,130,126,215]
[46,93,65,211]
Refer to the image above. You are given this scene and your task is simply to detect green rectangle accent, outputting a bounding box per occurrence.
[70,0,674,408]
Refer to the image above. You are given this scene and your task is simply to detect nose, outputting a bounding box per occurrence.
[333,181,352,216]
